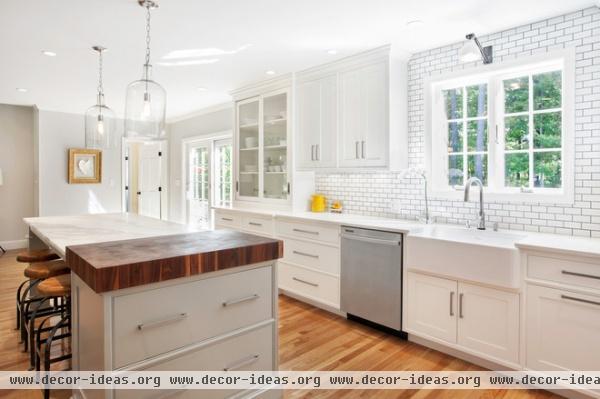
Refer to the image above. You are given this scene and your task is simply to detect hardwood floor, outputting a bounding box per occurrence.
[0,250,557,399]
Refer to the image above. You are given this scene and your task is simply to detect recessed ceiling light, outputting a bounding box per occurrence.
[42,50,57,57]
[406,19,425,28]
[327,49,338,55]
[197,87,208,92]
[266,70,276,76]
[16,88,28,93]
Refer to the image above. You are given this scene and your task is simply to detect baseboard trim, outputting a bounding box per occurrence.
[0,239,27,250]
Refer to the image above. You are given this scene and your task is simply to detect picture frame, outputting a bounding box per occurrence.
[68,148,102,184]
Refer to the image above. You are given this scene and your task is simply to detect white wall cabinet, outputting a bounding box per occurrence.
[405,271,520,365]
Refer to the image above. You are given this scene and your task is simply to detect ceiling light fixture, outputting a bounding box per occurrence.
[459,33,493,64]
[16,88,28,93]
[327,49,338,55]
[42,50,57,57]
[266,70,276,76]
[125,0,167,141]
[85,46,116,149]
[405,19,424,28]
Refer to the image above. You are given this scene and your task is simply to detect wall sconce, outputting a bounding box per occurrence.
[459,33,493,64]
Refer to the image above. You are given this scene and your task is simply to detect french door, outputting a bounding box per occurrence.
[185,137,232,228]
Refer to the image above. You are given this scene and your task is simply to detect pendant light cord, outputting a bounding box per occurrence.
[97,49,104,103]
[144,2,152,85]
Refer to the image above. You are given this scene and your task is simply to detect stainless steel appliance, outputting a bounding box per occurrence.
[340,226,403,333]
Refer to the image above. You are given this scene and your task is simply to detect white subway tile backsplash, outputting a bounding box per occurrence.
[315,6,600,237]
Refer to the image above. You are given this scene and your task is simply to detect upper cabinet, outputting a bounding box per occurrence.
[296,45,409,171]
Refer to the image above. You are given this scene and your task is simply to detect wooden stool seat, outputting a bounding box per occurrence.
[37,275,71,297]
[16,249,60,263]
[24,260,69,280]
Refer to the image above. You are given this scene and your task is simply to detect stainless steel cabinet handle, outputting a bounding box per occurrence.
[248,222,262,227]
[137,313,188,331]
[221,217,233,222]
[311,145,315,161]
[315,144,320,161]
[355,141,359,159]
[292,228,319,235]
[361,141,365,159]
[459,293,464,318]
[293,277,319,287]
[223,354,260,371]
[561,295,600,307]
[222,294,260,307]
[450,292,454,316]
[293,250,319,259]
[341,234,401,246]
[562,270,600,280]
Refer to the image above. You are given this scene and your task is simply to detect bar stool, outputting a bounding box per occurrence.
[33,274,72,399]
[18,260,69,357]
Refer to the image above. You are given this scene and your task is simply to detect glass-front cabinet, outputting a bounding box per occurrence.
[235,88,290,203]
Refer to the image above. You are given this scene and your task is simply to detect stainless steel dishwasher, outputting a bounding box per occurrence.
[340,226,404,333]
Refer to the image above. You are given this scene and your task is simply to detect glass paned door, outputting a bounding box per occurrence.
[214,139,232,207]
[238,99,260,198]
[186,143,210,228]
[263,91,289,200]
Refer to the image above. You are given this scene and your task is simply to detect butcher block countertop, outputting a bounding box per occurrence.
[24,213,283,293]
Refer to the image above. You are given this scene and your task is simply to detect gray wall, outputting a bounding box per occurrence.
[0,104,35,247]
[36,109,123,217]
[168,106,233,223]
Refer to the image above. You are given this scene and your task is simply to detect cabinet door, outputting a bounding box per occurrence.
[361,61,388,167]
[317,74,338,168]
[405,272,457,343]
[527,284,600,371]
[236,98,260,199]
[339,67,365,167]
[296,79,321,169]
[262,90,289,201]
[457,283,519,364]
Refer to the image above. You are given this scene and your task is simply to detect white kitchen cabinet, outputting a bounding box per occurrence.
[405,272,520,365]
[296,74,337,169]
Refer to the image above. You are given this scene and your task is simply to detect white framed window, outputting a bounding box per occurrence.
[426,50,574,203]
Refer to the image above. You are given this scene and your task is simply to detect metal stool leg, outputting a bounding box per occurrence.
[28,297,50,370]
[15,279,30,330]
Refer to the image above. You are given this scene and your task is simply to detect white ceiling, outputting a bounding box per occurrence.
[0,0,595,120]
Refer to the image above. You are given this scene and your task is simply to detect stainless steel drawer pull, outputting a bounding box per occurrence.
[248,222,263,227]
[450,292,454,316]
[562,270,600,281]
[221,217,233,222]
[223,354,260,371]
[459,293,464,318]
[222,294,260,307]
[293,250,319,259]
[293,277,319,287]
[361,141,366,159]
[561,295,600,307]
[292,228,319,235]
[355,141,360,159]
[137,313,188,331]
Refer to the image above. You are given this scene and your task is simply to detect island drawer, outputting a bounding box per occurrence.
[214,210,242,228]
[112,266,273,369]
[278,261,340,309]
[241,214,274,236]
[115,323,274,399]
[276,220,339,245]
[282,238,340,276]
[528,255,600,291]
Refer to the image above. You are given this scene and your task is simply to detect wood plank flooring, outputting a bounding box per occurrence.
[0,250,557,399]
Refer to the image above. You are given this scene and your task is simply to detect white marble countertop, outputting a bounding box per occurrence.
[24,213,200,257]
[214,206,600,259]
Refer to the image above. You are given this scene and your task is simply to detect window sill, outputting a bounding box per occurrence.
[429,189,574,205]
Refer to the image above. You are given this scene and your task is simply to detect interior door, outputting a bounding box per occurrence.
[186,141,211,228]
[138,143,162,219]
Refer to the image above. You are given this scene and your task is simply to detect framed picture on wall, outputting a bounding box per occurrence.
[68,148,102,184]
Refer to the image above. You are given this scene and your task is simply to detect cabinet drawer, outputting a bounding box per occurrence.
[112,266,273,369]
[282,238,340,276]
[241,215,274,236]
[115,323,274,399]
[276,220,339,245]
[528,255,600,291]
[214,210,242,228]
[278,261,339,308]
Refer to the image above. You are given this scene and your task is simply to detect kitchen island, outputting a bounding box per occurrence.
[23,213,283,399]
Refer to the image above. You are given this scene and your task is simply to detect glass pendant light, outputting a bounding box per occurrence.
[124,0,166,141]
[85,46,116,149]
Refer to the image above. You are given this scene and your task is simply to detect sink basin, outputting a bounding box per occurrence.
[405,225,525,289]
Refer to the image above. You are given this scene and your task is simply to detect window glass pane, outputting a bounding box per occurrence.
[448,155,464,186]
[505,153,529,187]
[443,88,463,120]
[468,154,488,185]
[467,120,488,152]
[447,122,463,153]
[534,112,561,149]
[534,152,561,188]
[467,84,487,117]
[504,77,529,113]
[505,115,529,150]
[533,71,561,110]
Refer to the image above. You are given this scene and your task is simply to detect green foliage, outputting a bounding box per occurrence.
[468,154,488,185]
[447,122,463,153]
[448,155,464,186]
[534,71,561,110]
[534,152,561,188]
[443,88,463,119]
[505,115,529,150]
[505,153,529,187]
[467,84,487,117]
[504,77,529,113]
[534,112,561,149]
[467,120,487,151]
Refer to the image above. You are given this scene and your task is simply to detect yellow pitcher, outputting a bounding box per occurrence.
[311,194,327,213]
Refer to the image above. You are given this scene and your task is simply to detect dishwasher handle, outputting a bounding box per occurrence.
[341,234,401,246]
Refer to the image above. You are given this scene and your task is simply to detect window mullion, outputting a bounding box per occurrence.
[528,74,534,190]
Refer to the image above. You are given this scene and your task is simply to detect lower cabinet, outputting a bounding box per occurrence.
[526,284,600,371]
[405,271,520,365]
